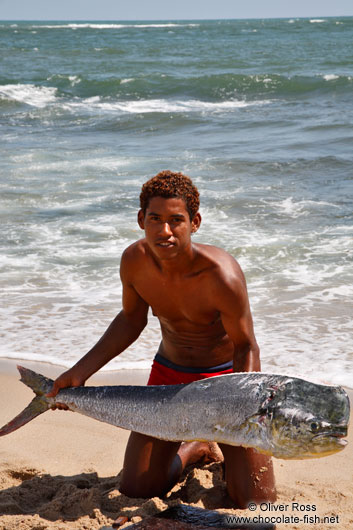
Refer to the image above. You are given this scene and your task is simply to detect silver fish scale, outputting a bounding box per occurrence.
[1,368,350,458]
[54,373,291,444]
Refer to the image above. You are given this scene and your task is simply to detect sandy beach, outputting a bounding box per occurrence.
[0,359,351,530]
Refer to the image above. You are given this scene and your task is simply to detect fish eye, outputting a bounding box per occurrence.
[310,421,320,432]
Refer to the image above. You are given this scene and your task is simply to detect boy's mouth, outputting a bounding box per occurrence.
[156,240,175,247]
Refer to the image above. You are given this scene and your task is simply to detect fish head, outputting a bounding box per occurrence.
[255,378,350,459]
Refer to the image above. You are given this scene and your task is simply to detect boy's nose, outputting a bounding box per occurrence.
[160,222,173,236]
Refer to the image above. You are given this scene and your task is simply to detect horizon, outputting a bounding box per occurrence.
[1,14,352,21]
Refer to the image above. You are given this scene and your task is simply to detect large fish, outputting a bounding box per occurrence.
[0,366,349,459]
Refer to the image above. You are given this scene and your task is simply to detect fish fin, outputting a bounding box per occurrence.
[0,396,49,436]
[0,366,53,437]
[249,414,266,426]
[17,365,54,396]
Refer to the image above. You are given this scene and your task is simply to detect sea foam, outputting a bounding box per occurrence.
[64,97,266,114]
[0,84,57,107]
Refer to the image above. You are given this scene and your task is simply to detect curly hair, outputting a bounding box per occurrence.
[139,170,200,219]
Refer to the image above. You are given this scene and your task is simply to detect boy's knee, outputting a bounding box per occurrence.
[119,478,143,498]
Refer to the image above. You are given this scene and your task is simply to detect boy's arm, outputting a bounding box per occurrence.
[215,262,260,373]
[47,247,149,397]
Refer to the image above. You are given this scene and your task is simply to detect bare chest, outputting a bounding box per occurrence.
[134,272,218,327]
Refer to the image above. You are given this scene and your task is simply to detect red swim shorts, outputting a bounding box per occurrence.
[147,353,233,386]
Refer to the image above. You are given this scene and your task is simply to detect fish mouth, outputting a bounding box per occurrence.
[312,430,348,447]
[336,438,348,447]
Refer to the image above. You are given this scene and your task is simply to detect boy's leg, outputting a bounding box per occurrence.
[120,431,223,498]
[120,431,181,498]
[219,444,276,509]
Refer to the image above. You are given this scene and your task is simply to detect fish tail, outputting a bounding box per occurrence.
[0,396,49,436]
[17,365,54,396]
[0,365,54,437]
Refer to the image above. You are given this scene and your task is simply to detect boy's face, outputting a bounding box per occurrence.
[138,196,201,261]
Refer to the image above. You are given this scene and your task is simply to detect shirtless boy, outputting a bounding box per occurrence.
[48,171,276,508]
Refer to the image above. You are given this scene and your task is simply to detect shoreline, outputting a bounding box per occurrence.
[0,359,352,529]
[1,357,352,390]
[0,358,150,386]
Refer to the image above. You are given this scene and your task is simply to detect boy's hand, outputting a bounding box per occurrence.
[46,368,85,410]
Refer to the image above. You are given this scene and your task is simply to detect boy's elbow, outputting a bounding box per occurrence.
[233,341,260,372]
[137,315,148,334]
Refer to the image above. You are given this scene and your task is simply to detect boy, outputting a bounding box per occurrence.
[48,171,276,507]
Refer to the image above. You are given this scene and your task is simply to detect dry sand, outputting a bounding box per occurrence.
[0,359,351,530]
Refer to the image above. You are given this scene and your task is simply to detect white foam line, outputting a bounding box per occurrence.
[31,23,200,29]
[0,84,271,113]
[65,98,268,114]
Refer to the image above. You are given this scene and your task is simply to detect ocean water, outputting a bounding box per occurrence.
[0,18,352,387]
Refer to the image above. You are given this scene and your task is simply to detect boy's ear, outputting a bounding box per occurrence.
[137,209,145,229]
[191,212,202,233]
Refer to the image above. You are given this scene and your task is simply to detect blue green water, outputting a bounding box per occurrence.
[0,18,352,386]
